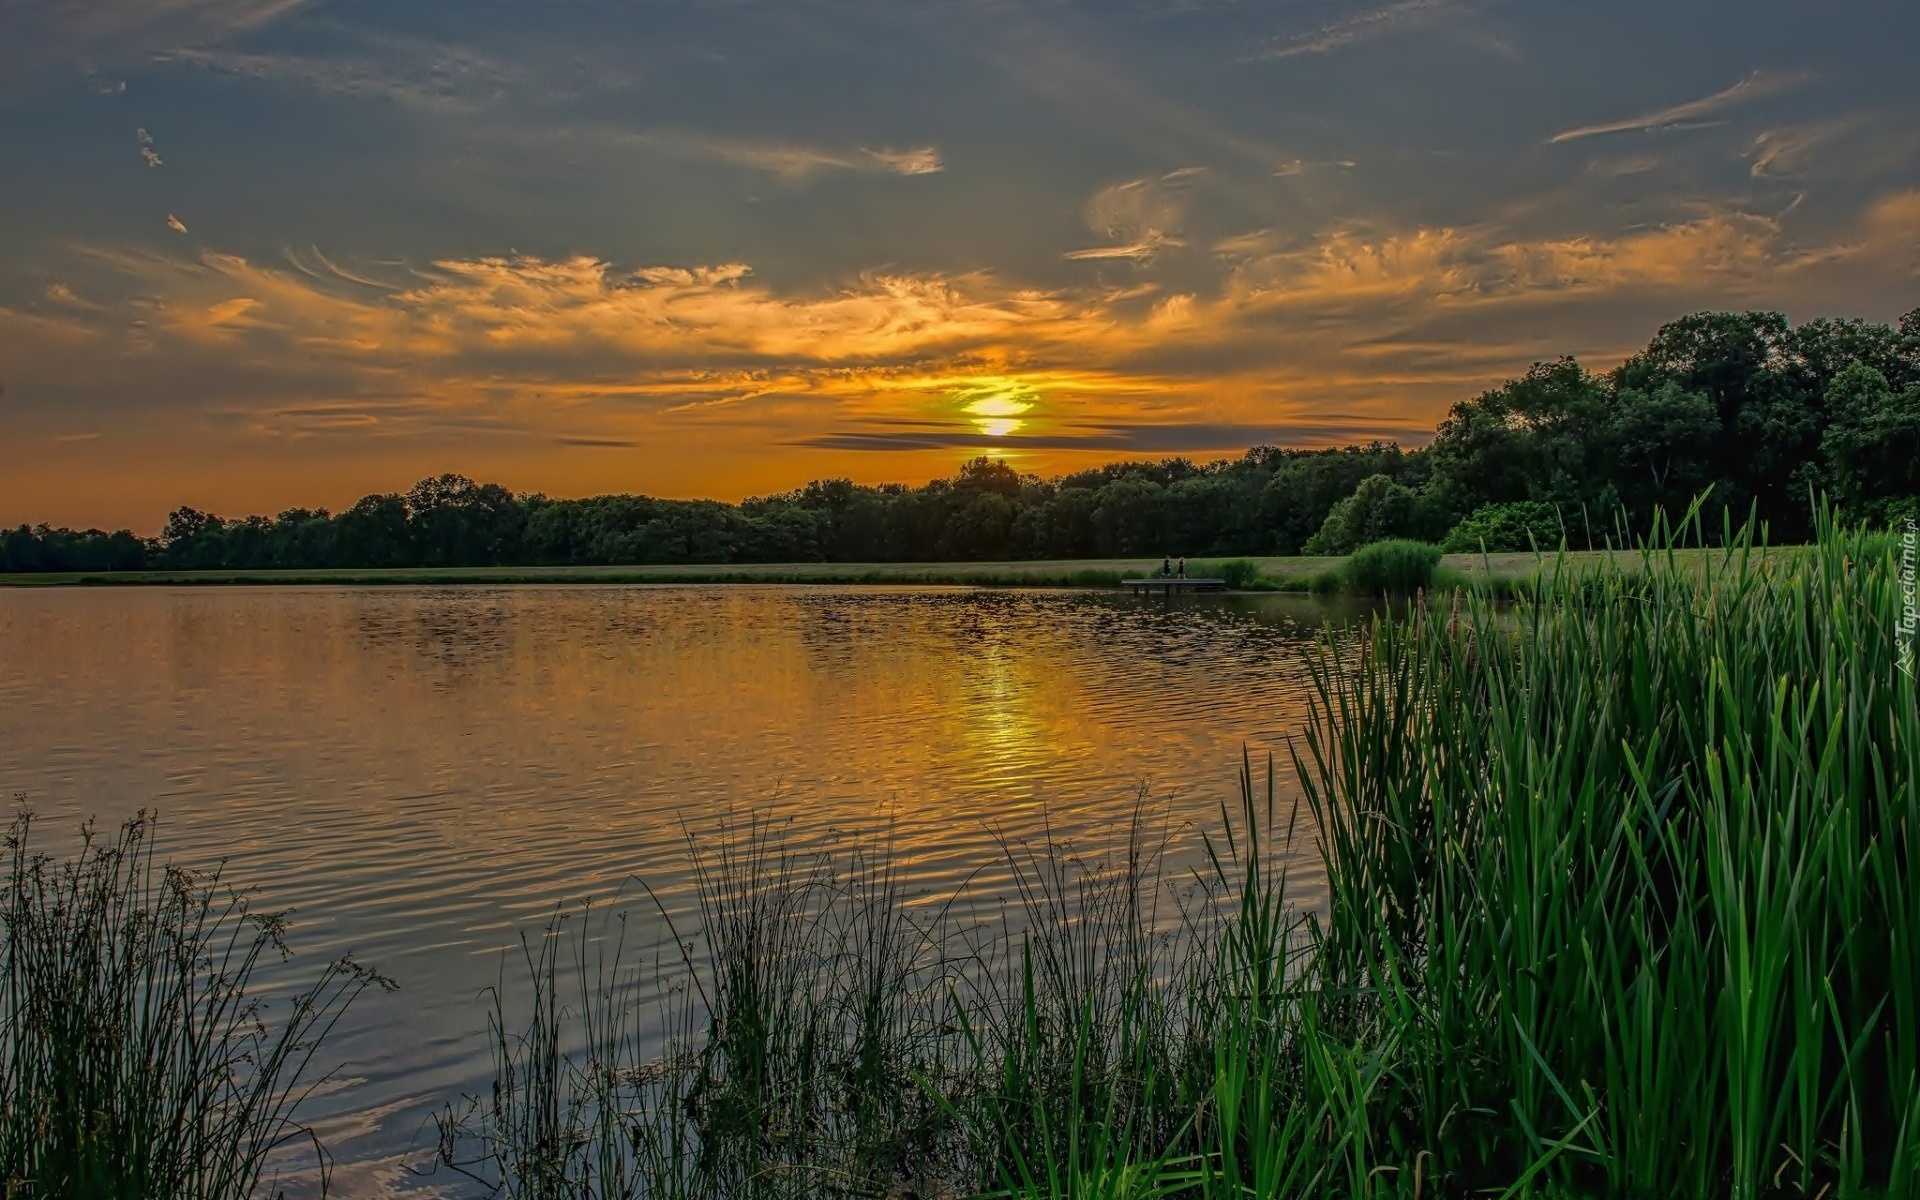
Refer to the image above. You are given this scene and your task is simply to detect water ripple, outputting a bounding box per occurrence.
[0,584,1365,1194]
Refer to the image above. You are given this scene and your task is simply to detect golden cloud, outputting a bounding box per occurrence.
[7,192,1908,491]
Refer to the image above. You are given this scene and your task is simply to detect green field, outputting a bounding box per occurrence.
[0,547,1732,590]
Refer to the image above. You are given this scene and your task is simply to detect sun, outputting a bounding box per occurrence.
[951,378,1039,437]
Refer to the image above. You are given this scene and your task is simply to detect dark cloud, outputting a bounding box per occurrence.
[556,436,641,447]
[794,419,1430,454]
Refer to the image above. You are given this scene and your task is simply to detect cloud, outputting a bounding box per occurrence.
[44,282,99,309]
[862,147,945,176]
[681,136,947,182]
[136,127,161,167]
[795,418,1427,454]
[18,207,1839,403]
[1248,0,1461,61]
[152,36,523,115]
[166,214,189,233]
[2,0,310,88]
[1064,235,1185,262]
[1274,159,1355,177]
[1066,171,1196,263]
[1747,117,1862,178]
[1548,70,1805,144]
[1212,230,1281,259]
[8,187,1912,520]
[699,141,854,179]
[39,200,1877,389]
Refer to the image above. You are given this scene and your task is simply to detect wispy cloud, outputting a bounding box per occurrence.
[862,147,944,176]
[1065,170,1197,264]
[166,214,188,233]
[136,127,161,167]
[1747,116,1861,177]
[1212,229,1280,259]
[1274,158,1356,177]
[795,418,1424,454]
[685,136,946,181]
[1548,70,1806,144]
[1,0,310,86]
[152,36,522,115]
[1064,236,1186,262]
[554,435,637,448]
[1248,0,1461,62]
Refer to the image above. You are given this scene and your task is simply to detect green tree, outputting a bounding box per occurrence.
[1441,501,1566,553]
[1304,474,1422,555]
[1821,363,1920,523]
[1611,381,1717,523]
[335,495,412,567]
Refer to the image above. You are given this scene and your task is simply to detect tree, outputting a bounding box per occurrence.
[1821,364,1920,523]
[158,508,227,569]
[1611,381,1717,523]
[1304,474,1422,555]
[1091,477,1167,556]
[1441,501,1566,553]
[335,494,412,567]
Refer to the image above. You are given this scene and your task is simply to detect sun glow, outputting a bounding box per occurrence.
[964,395,1030,418]
[953,378,1039,438]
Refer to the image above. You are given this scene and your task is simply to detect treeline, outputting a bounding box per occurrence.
[6,307,1917,573]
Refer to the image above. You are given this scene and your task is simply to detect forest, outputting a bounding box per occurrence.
[5,306,1917,573]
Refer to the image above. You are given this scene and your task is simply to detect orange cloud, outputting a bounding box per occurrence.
[6,190,1912,529]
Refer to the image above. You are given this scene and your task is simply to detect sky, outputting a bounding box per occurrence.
[2,0,1917,531]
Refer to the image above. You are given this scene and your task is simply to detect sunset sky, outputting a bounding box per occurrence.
[3,0,1917,531]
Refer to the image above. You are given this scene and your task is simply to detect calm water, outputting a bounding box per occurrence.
[0,585,1361,1195]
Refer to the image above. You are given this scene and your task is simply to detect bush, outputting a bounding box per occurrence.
[1207,559,1264,589]
[1341,538,1442,595]
[1882,493,1919,532]
[1441,500,1564,553]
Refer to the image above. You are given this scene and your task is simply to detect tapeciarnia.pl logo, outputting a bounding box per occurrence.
[1900,517,1917,679]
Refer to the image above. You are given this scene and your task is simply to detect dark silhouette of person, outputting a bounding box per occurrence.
[1177,557,1187,579]
[1161,555,1172,577]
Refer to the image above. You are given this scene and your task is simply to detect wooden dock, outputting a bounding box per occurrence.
[1121,577,1229,595]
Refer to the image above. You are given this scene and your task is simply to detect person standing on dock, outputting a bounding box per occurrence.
[1161,555,1172,578]
[1177,558,1187,579]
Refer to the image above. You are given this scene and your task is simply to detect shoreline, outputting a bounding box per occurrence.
[0,548,1682,591]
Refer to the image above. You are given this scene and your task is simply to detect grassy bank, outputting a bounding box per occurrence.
[0,546,1778,594]
[429,515,1915,1198]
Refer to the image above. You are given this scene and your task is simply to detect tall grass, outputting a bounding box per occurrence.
[1339,539,1443,596]
[436,509,1917,1198]
[1299,507,1920,1197]
[0,811,394,1199]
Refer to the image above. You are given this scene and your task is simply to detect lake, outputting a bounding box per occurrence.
[0,585,1362,1196]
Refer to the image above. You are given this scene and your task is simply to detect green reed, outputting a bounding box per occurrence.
[436,507,1917,1198]
[0,811,393,1199]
